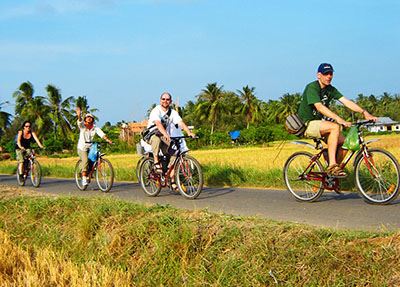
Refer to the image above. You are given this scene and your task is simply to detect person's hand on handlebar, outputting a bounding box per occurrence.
[103,135,113,145]
[362,110,378,122]
[336,118,351,128]
[187,131,196,138]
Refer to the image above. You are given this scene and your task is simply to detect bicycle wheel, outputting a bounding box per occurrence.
[74,160,88,191]
[136,156,146,183]
[283,151,324,202]
[354,148,400,204]
[30,159,42,188]
[139,157,161,197]
[175,155,203,199]
[95,158,114,192]
[16,163,26,186]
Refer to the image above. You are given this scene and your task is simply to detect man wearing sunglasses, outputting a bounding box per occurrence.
[146,92,195,188]
[298,63,377,177]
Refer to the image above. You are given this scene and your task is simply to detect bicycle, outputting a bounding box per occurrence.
[16,149,42,188]
[135,142,153,183]
[138,136,203,199]
[283,120,400,204]
[74,142,114,192]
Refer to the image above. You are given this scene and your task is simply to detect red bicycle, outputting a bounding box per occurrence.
[283,120,400,204]
[139,136,203,199]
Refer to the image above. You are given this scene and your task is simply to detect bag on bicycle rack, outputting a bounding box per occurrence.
[285,113,306,136]
[342,126,360,151]
[88,143,99,162]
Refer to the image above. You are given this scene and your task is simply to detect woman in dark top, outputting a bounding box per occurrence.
[15,121,44,176]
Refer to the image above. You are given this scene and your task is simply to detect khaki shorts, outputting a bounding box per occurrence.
[304,120,322,138]
[16,149,32,163]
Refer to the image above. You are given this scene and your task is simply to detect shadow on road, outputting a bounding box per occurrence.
[317,191,400,205]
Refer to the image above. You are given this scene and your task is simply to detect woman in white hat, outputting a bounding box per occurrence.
[76,107,113,186]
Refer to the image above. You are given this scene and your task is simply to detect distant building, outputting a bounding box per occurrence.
[367,117,400,133]
[120,120,148,143]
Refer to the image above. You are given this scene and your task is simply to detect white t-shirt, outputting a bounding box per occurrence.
[147,105,182,134]
[140,125,189,154]
[77,120,105,151]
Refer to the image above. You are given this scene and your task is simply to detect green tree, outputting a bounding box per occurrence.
[266,93,301,124]
[0,101,11,137]
[45,84,74,139]
[12,81,34,116]
[236,85,262,129]
[74,96,98,121]
[195,82,225,135]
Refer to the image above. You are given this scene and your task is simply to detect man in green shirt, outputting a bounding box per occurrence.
[298,63,376,177]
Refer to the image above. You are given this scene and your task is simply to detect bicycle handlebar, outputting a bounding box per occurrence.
[170,136,199,140]
[351,119,375,127]
[85,141,113,145]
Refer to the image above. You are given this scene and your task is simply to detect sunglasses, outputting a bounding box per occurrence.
[322,72,333,76]
[24,125,31,128]
[161,98,171,101]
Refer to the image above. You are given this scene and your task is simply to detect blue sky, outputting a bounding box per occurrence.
[1,0,399,125]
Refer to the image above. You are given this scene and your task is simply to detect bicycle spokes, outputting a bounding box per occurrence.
[355,149,400,204]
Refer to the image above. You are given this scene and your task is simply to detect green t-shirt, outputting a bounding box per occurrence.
[297,80,343,123]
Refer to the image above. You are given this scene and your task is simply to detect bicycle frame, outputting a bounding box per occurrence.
[21,150,36,176]
[86,147,107,178]
[148,140,189,188]
[293,120,377,192]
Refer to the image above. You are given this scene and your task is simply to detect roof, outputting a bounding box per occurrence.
[374,117,398,125]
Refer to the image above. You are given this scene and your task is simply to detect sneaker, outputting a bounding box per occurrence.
[82,176,88,186]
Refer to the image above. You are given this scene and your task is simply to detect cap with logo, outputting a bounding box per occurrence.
[317,63,334,74]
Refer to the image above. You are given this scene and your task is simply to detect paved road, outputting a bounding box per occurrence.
[1,174,399,232]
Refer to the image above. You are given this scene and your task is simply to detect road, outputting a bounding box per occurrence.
[1,174,399,232]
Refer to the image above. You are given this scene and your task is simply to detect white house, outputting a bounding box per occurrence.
[367,117,400,133]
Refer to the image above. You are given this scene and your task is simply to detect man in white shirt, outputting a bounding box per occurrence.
[76,107,113,186]
[147,92,194,175]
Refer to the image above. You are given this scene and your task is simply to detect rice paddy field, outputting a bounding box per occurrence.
[1,133,399,189]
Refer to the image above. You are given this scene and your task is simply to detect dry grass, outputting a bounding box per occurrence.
[0,192,400,286]
[1,133,399,188]
[0,230,134,286]
[37,133,400,171]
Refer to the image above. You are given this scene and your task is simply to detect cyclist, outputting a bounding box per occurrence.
[15,121,44,178]
[146,92,194,190]
[76,107,113,186]
[298,63,377,177]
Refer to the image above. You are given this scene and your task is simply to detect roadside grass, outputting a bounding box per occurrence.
[0,133,399,189]
[0,192,399,286]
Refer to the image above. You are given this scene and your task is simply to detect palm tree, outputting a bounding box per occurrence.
[45,84,74,139]
[24,96,50,135]
[265,93,301,124]
[195,82,225,135]
[0,101,11,137]
[75,96,98,116]
[236,85,262,129]
[13,81,34,116]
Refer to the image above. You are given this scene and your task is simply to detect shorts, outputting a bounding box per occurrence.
[16,149,32,163]
[304,120,322,138]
